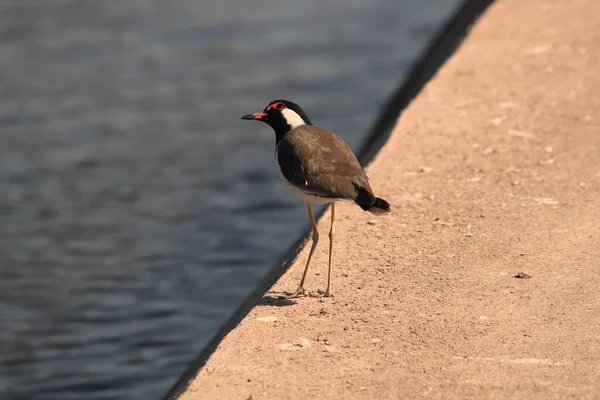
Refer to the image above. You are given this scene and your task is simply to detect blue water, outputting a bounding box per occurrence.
[0,1,460,399]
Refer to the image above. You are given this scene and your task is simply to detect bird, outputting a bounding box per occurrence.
[241,100,390,298]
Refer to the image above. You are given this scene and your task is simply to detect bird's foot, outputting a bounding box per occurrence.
[316,289,334,298]
[285,287,307,299]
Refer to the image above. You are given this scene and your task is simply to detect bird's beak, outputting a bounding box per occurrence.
[241,112,267,121]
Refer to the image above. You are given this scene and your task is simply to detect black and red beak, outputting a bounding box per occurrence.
[241,112,267,121]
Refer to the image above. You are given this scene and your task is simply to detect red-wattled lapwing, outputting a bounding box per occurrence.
[242,100,390,298]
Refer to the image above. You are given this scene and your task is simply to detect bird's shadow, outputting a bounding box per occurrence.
[257,294,296,307]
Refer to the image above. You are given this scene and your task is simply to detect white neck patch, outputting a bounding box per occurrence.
[281,108,307,130]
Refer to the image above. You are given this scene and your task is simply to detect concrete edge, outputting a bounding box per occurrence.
[160,1,494,398]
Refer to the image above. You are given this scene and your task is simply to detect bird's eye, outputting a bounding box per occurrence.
[275,103,285,110]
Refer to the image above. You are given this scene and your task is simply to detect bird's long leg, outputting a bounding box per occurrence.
[324,202,335,297]
[286,203,319,298]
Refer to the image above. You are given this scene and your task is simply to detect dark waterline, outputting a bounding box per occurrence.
[0,1,460,399]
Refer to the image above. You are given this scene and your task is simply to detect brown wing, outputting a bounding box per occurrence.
[276,125,373,200]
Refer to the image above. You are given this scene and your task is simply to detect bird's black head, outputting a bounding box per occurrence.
[241,100,312,140]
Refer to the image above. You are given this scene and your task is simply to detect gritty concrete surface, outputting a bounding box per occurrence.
[180,0,600,398]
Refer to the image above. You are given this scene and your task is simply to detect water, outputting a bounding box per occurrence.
[0,1,460,399]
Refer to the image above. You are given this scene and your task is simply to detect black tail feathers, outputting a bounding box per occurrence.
[355,188,391,215]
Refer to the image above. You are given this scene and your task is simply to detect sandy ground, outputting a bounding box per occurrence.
[180,0,600,398]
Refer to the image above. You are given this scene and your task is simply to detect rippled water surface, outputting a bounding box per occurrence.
[0,1,460,399]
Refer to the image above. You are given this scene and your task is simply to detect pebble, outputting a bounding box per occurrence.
[508,129,537,140]
[256,316,278,322]
[534,197,558,205]
[279,338,311,350]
